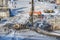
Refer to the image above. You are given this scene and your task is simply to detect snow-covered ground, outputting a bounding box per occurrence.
[0,29,58,40]
[0,0,60,40]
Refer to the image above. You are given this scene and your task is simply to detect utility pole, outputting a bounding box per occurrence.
[31,0,34,27]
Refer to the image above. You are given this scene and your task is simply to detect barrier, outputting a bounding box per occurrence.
[29,11,42,15]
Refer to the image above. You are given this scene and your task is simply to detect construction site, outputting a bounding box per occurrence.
[0,0,60,40]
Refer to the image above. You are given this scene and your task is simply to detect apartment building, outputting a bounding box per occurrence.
[0,0,8,7]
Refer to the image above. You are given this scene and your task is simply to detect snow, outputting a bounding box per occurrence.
[0,29,57,40]
[0,0,60,40]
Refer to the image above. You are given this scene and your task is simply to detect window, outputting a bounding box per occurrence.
[0,0,3,6]
[38,0,43,2]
